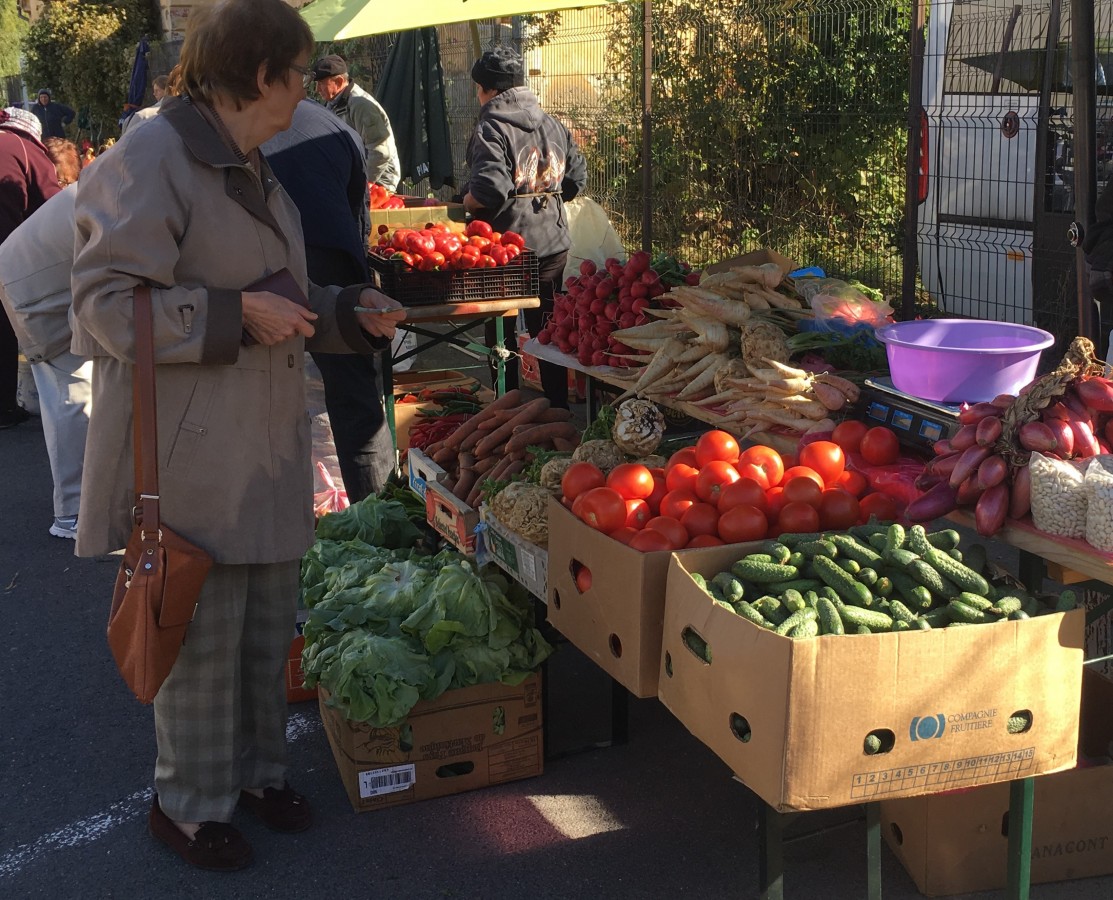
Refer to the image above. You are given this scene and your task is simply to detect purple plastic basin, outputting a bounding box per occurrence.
[874,319,1054,404]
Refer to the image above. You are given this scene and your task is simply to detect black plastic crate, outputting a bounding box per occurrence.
[368,249,539,307]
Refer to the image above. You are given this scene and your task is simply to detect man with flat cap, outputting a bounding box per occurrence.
[464,46,586,408]
[310,54,401,191]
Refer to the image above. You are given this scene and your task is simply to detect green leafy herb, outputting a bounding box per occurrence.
[581,404,617,443]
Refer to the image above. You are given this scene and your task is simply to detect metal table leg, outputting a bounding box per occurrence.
[757,803,784,900]
[1006,778,1034,900]
[866,802,883,900]
[494,316,506,395]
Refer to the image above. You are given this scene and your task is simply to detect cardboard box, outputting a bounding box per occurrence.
[657,546,1086,812]
[881,670,1113,896]
[480,504,548,598]
[392,370,489,451]
[425,480,480,555]
[407,447,446,503]
[546,498,713,698]
[517,333,586,403]
[368,199,466,231]
[319,675,543,813]
[287,609,317,703]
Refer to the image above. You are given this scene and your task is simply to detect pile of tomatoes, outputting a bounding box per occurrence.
[371,220,527,272]
[560,425,904,551]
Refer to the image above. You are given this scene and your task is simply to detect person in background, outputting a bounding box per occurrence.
[0,106,62,429]
[262,99,396,502]
[0,185,90,539]
[123,74,171,135]
[69,0,404,872]
[309,54,401,191]
[43,137,81,187]
[463,46,587,409]
[30,88,75,139]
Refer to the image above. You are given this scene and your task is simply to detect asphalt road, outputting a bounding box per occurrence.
[3,398,1113,899]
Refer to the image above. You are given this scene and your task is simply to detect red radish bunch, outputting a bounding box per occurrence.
[535,253,698,368]
[909,374,1113,536]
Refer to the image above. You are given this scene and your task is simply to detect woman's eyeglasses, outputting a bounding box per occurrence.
[289,63,315,90]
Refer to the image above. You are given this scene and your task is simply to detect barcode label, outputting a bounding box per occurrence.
[358,764,416,798]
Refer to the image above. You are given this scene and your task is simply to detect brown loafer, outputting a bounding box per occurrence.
[148,795,253,872]
[238,782,311,833]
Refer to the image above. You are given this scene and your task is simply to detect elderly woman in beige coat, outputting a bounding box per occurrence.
[69,0,404,873]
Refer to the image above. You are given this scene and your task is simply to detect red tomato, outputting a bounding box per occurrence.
[577,487,628,534]
[680,502,720,537]
[765,485,788,523]
[571,492,587,519]
[782,475,823,508]
[607,463,656,500]
[624,498,652,529]
[645,472,668,516]
[686,534,725,548]
[736,462,772,490]
[660,488,700,520]
[859,491,902,523]
[798,440,846,485]
[776,501,821,535]
[716,504,769,543]
[819,489,861,530]
[780,465,825,489]
[694,460,741,504]
[834,469,869,497]
[667,447,699,470]
[860,426,901,466]
[629,528,675,553]
[695,430,741,466]
[717,477,768,514]
[562,462,606,501]
[738,445,785,488]
[665,463,700,494]
[645,516,689,549]
[574,565,592,593]
[610,526,639,545]
[831,419,869,454]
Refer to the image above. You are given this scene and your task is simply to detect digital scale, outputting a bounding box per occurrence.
[857,377,962,452]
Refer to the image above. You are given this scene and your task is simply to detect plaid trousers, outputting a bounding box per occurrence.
[153,559,299,823]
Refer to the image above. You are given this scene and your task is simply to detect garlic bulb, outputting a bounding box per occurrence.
[611,399,665,457]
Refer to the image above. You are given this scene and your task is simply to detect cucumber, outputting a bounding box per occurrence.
[892,619,912,632]
[991,596,1024,616]
[777,531,827,547]
[763,541,793,564]
[796,539,839,560]
[828,534,883,567]
[956,591,993,611]
[803,590,820,609]
[1056,590,1079,612]
[947,599,993,624]
[890,572,934,610]
[923,548,991,597]
[707,582,727,603]
[888,598,919,626]
[774,606,818,636]
[873,576,893,598]
[734,601,768,628]
[790,618,820,639]
[920,608,952,627]
[812,555,874,607]
[782,590,808,613]
[855,625,873,635]
[905,524,933,556]
[839,605,893,632]
[819,585,846,607]
[691,573,708,591]
[907,559,956,598]
[752,596,784,618]
[787,551,806,569]
[711,572,746,604]
[926,528,961,550]
[883,523,907,560]
[816,597,845,635]
[867,533,889,553]
[915,617,933,631]
[836,557,862,575]
[850,520,892,540]
[948,549,964,563]
[887,547,921,570]
[962,543,989,575]
[731,559,801,583]
[741,553,774,566]
[1008,609,1031,621]
[767,578,824,595]
[856,567,879,587]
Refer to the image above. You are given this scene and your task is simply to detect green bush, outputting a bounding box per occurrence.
[22,0,157,139]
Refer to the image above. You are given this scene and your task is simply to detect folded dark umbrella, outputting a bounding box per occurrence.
[375,28,455,190]
[123,36,150,122]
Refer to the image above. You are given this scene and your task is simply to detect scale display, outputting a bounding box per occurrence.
[858,377,962,451]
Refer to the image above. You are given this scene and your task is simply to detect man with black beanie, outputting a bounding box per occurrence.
[464,46,587,408]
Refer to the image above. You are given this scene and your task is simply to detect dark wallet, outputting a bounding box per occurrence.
[241,268,310,346]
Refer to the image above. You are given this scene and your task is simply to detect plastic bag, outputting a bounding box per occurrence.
[313,460,349,517]
[794,277,893,331]
[1030,452,1088,539]
[562,196,627,285]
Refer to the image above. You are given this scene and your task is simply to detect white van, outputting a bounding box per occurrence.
[917,0,1111,339]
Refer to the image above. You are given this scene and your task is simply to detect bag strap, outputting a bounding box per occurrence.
[132,286,161,536]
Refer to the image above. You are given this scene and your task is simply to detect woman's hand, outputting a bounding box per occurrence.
[241,291,318,345]
[356,288,406,340]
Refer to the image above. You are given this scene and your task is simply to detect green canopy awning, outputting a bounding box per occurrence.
[299,0,626,40]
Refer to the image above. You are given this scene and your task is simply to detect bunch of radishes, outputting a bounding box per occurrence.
[909,374,1113,536]
[535,253,700,369]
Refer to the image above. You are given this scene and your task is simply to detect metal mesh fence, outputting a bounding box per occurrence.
[330,1,1111,347]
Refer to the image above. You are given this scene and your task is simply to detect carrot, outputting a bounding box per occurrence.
[552,436,578,452]
[505,421,580,454]
[473,397,550,458]
[474,456,499,474]
[536,407,573,423]
[812,380,848,412]
[816,372,861,402]
[441,389,523,451]
[432,446,456,466]
[423,440,444,457]
[453,462,478,502]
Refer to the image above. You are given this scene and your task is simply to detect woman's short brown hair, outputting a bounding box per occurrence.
[177,0,314,109]
[43,137,80,186]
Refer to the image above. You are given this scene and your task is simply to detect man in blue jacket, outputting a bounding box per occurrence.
[262,100,394,502]
[30,89,75,140]
[463,46,587,408]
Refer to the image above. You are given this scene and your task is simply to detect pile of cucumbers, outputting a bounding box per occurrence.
[693,522,1077,638]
